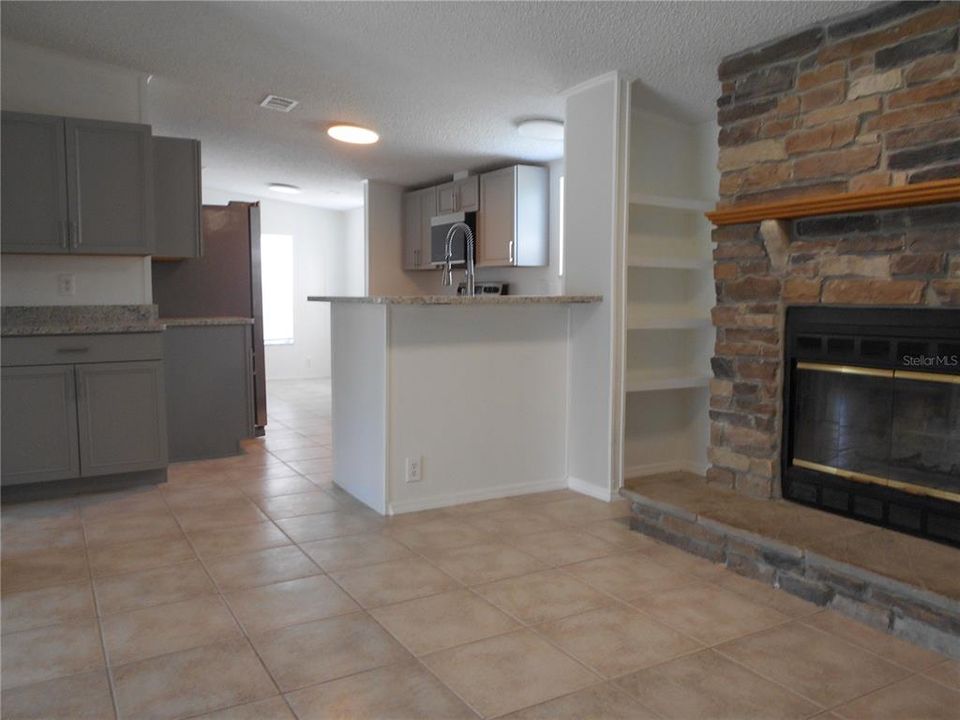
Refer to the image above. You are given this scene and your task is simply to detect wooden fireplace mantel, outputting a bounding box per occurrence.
[706,178,960,226]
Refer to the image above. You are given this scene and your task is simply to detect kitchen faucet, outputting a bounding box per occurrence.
[441,222,476,296]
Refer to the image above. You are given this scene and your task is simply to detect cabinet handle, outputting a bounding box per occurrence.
[59,221,68,249]
[414,249,420,266]
[69,221,81,248]
[508,240,515,264]
[57,347,90,354]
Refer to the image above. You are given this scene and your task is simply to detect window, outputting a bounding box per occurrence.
[260,234,294,345]
[558,176,565,277]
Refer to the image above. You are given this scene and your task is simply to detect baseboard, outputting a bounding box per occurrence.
[623,460,707,480]
[387,477,568,515]
[567,476,618,502]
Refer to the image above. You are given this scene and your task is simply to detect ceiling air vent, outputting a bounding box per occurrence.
[259,95,299,112]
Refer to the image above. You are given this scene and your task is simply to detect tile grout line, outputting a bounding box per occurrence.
[711,633,924,715]
[155,485,302,720]
[76,507,123,720]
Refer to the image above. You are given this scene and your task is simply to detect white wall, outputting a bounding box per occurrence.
[0,39,153,307]
[203,188,360,380]
[563,73,630,501]
[364,181,422,296]
[342,207,367,296]
[1,255,152,307]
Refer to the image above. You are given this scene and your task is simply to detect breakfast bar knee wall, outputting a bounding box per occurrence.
[316,295,601,514]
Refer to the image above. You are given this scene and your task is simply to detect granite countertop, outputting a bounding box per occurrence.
[307,295,603,305]
[161,317,254,327]
[1,305,164,337]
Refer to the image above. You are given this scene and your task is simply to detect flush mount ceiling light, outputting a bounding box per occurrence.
[327,124,380,144]
[517,119,564,141]
[268,183,302,195]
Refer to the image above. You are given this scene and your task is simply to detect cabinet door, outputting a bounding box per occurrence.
[154,137,202,258]
[403,191,422,270]
[436,182,458,214]
[76,361,167,477]
[1,112,69,253]
[456,176,479,212]
[1,365,80,485]
[477,167,516,267]
[65,118,154,254]
[418,187,438,268]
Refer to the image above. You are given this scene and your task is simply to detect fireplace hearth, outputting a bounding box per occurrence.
[783,306,960,547]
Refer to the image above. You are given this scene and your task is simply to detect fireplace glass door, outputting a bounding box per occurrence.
[792,363,960,503]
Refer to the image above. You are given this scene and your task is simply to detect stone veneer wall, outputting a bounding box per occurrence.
[708,2,960,498]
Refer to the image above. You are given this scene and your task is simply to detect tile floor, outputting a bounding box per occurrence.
[1,379,957,720]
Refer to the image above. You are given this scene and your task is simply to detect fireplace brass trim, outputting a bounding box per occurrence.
[796,362,893,378]
[896,370,960,385]
[792,458,960,504]
[797,362,960,384]
[706,178,960,226]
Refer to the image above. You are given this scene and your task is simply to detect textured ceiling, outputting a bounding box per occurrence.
[1,1,868,208]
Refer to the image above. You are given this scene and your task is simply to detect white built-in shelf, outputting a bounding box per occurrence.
[627,255,712,270]
[629,193,714,213]
[625,370,711,393]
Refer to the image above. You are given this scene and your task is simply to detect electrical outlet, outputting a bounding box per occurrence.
[405,456,422,483]
[57,274,76,296]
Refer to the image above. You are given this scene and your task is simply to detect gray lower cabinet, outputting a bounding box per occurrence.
[1,365,80,484]
[76,361,167,476]
[153,137,202,259]
[0,334,168,486]
[1,111,154,255]
[163,324,254,462]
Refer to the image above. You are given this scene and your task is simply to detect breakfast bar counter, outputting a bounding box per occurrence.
[307,294,601,305]
[308,295,601,514]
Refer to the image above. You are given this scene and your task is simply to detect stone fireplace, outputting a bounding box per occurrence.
[707,2,960,506]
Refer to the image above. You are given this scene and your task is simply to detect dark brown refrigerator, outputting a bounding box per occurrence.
[152,201,267,433]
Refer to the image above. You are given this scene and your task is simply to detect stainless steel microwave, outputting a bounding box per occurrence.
[430,211,477,265]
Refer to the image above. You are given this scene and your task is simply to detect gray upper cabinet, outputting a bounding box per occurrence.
[436,176,479,215]
[457,176,479,212]
[0,112,70,253]
[76,360,167,477]
[1,365,80,485]
[402,187,437,270]
[153,136,202,258]
[65,118,154,254]
[478,165,548,267]
[436,182,458,215]
[1,112,154,255]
